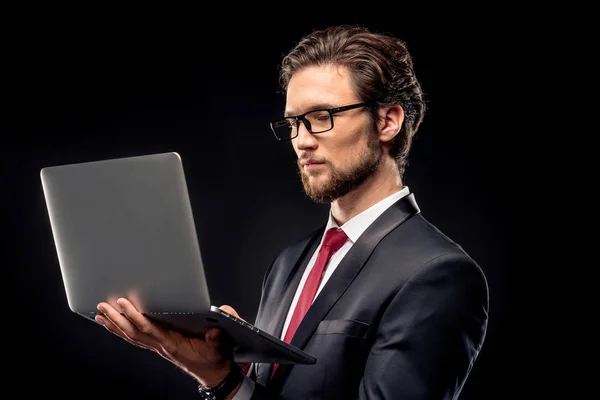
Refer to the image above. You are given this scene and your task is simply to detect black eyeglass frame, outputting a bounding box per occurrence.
[270,102,369,141]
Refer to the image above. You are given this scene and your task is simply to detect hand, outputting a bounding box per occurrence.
[96,298,239,387]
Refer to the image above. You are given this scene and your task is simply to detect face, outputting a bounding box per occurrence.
[285,64,382,204]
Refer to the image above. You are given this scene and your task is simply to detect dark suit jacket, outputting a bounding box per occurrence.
[248,193,489,399]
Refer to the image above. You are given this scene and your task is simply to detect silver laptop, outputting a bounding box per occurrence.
[40,151,316,365]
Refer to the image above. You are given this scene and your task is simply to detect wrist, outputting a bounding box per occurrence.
[197,363,244,400]
[195,364,231,388]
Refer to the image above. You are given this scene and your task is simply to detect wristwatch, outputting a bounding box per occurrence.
[198,364,244,400]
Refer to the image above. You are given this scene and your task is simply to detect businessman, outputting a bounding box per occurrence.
[96,24,489,399]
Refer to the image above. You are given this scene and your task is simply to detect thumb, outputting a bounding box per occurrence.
[219,305,244,321]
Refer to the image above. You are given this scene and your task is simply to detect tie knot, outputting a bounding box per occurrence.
[322,228,348,253]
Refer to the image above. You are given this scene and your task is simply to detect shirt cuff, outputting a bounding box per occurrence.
[231,375,256,400]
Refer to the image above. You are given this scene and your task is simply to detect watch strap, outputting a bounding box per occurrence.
[198,364,244,400]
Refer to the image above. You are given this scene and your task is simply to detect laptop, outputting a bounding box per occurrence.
[40,151,316,365]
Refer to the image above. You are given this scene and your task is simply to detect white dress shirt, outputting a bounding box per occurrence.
[233,187,410,399]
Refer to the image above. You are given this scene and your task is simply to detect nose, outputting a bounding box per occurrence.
[294,119,317,151]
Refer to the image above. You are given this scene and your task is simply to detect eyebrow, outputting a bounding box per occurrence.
[284,103,337,118]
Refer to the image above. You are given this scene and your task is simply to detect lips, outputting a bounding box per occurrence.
[300,160,326,173]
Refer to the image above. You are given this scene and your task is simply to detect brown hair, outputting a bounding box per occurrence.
[279,24,426,177]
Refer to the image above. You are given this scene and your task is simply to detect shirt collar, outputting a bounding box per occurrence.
[324,186,410,243]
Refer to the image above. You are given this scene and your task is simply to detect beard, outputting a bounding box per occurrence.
[298,133,382,204]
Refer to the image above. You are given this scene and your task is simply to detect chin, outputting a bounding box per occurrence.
[306,173,329,187]
[302,175,326,192]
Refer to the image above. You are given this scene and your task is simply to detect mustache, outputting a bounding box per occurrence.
[298,154,327,164]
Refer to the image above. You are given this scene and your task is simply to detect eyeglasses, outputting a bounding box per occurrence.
[270,102,369,141]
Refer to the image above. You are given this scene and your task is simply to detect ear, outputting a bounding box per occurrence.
[378,104,404,144]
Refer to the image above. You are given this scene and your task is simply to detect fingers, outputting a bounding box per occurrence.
[96,298,166,351]
[116,298,169,343]
[96,299,238,372]
[96,313,156,352]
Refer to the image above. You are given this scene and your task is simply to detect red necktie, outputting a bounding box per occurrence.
[271,228,348,378]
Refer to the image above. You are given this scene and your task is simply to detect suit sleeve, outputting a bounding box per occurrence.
[357,253,489,399]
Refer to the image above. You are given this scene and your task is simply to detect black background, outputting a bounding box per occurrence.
[3,10,536,399]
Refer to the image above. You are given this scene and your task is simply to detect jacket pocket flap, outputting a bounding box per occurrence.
[315,319,369,338]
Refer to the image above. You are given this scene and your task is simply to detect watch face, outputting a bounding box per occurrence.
[198,387,216,400]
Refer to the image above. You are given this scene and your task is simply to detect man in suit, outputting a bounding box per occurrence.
[96,24,489,399]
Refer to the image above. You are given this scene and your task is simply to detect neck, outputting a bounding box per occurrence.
[331,157,403,225]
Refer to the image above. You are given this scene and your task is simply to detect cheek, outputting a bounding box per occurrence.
[333,136,368,162]
[341,129,368,149]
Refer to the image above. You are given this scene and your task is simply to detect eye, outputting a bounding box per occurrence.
[307,110,330,122]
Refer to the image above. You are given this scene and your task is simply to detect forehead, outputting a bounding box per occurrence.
[285,64,357,115]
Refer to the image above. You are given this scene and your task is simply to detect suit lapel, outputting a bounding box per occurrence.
[255,228,323,387]
[265,230,323,339]
[270,193,420,387]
